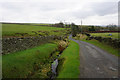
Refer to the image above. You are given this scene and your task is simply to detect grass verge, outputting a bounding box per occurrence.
[73,33,119,57]
[57,40,80,78]
[82,39,120,57]
[2,43,58,78]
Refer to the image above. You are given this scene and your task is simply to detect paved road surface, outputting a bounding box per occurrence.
[69,35,119,78]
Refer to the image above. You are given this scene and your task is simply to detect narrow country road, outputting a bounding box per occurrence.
[69,35,119,78]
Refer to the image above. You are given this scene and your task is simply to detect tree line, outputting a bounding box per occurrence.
[51,22,118,37]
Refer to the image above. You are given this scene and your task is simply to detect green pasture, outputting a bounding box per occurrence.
[90,33,119,39]
[2,23,67,37]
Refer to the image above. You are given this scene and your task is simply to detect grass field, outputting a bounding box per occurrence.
[82,39,120,57]
[2,23,68,37]
[90,33,119,39]
[2,43,58,78]
[57,40,80,78]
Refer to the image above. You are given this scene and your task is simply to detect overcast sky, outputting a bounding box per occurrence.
[0,0,119,25]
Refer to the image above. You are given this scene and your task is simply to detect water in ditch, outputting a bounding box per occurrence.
[51,55,60,79]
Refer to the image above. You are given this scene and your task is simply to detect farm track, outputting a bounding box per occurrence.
[69,35,119,78]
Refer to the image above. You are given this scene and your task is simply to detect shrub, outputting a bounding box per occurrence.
[58,41,68,52]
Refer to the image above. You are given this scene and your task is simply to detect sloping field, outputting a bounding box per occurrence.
[2,23,68,37]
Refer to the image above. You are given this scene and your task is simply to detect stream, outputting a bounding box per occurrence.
[51,55,60,78]
[51,46,68,78]
[52,59,58,74]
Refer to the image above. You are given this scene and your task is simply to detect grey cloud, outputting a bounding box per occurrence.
[0,0,118,25]
[70,9,95,19]
[91,2,117,16]
[71,2,117,19]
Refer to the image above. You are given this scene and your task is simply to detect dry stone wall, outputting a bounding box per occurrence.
[87,36,120,48]
[2,35,65,54]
